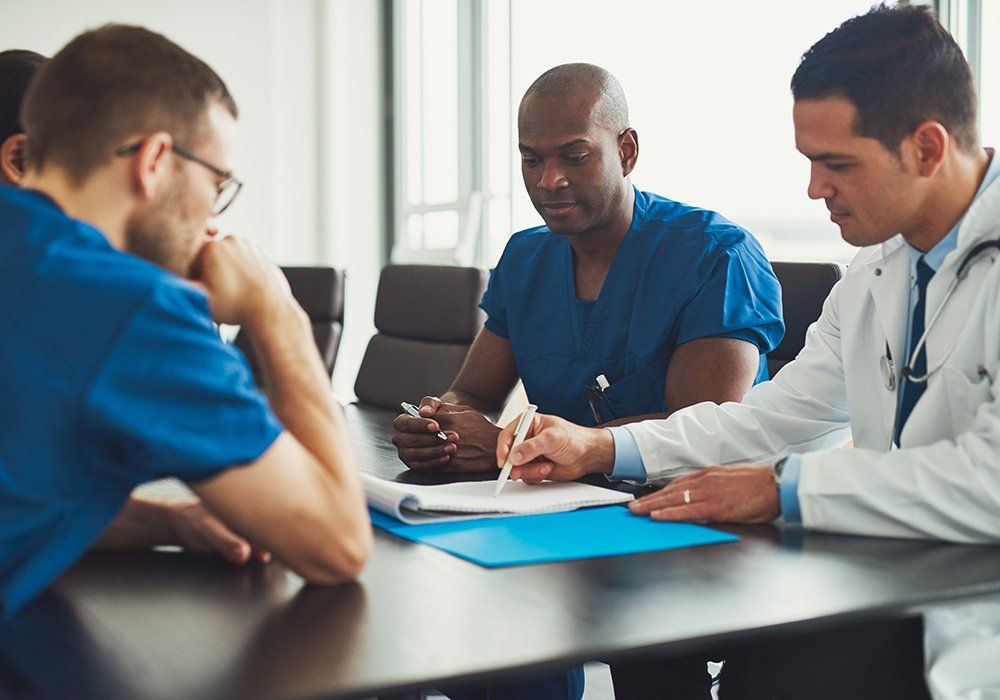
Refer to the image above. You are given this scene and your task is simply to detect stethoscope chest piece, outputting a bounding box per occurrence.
[881,353,896,392]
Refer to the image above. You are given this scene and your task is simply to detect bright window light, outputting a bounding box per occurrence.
[505,0,880,265]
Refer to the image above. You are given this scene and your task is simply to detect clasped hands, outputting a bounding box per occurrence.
[392,396,502,472]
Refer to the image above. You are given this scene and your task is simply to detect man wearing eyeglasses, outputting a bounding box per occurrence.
[0,24,371,619]
[0,46,348,581]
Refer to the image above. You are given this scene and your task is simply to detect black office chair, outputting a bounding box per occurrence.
[353,264,489,410]
[767,261,844,377]
[235,266,345,383]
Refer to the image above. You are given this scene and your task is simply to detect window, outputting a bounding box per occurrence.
[942,0,998,149]
[929,0,997,157]
[394,1,913,267]
[506,0,879,265]
[980,1,999,148]
[390,0,512,265]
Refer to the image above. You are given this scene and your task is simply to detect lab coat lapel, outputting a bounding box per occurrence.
[866,238,909,370]
[865,238,909,442]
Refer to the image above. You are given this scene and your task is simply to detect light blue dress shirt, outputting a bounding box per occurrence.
[609,151,1000,525]
[607,426,646,481]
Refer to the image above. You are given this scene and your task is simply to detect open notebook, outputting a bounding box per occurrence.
[363,473,634,525]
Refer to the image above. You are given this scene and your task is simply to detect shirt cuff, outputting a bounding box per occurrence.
[779,454,804,525]
[606,426,647,482]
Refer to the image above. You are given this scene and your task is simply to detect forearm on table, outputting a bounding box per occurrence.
[93,496,176,550]
[441,388,504,420]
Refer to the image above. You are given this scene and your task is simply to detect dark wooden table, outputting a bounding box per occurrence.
[4,404,1000,700]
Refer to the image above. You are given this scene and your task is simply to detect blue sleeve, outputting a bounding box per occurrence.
[478,262,508,339]
[82,280,283,486]
[779,454,803,525]
[674,239,784,353]
[607,426,648,482]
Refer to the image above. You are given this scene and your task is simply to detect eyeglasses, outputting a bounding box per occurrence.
[115,140,243,216]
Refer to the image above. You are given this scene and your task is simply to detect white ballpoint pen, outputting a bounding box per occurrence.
[494,404,538,497]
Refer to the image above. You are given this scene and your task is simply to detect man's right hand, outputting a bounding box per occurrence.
[497,412,616,483]
[188,235,295,327]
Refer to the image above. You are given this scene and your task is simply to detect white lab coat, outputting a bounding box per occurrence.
[623,175,1000,699]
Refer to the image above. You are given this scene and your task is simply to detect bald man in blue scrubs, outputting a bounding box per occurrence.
[393,63,782,475]
[393,64,784,700]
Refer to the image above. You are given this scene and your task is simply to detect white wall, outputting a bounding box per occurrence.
[0,0,384,397]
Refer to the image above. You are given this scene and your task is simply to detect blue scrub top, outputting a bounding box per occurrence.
[0,186,282,618]
[480,188,784,426]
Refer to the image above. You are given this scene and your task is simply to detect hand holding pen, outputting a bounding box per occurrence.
[394,397,507,473]
[401,401,448,440]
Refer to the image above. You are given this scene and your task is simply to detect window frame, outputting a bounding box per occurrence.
[388,0,512,266]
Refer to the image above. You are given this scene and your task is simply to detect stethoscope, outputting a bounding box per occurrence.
[881,236,1000,391]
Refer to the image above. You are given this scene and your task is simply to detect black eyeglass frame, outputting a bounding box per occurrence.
[115,140,243,216]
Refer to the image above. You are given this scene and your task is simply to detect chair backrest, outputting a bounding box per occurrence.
[767,261,844,377]
[354,264,489,410]
[235,266,345,382]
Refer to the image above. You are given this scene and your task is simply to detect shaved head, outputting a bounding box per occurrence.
[520,63,629,134]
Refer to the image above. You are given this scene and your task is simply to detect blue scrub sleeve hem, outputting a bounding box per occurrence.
[606,426,647,482]
[779,454,804,525]
[675,326,783,355]
[181,422,285,486]
[482,316,509,339]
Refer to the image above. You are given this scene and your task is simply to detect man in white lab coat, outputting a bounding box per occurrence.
[496,6,1000,699]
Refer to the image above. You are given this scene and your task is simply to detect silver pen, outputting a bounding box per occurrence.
[400,401,448,441]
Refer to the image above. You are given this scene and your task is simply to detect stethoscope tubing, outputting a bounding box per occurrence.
[883,237,1000,389]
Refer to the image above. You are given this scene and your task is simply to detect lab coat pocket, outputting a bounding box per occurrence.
[939,364,995,436]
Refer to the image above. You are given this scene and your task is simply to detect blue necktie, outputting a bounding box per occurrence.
[894,256,935,445]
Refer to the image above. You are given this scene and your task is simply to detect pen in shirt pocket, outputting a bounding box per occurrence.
[586,373,615,423]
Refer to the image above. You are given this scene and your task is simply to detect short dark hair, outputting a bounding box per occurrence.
[0,50,47,145]
[21,24,237,182]
[791,4,977,152]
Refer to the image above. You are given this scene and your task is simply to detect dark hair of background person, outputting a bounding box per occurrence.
[791,3,978,153]
[20,24,238,183]
[0,49,47,146]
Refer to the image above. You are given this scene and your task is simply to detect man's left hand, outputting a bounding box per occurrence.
[95,496,270,565]
[169,500,271,564]
[628,465,780,524]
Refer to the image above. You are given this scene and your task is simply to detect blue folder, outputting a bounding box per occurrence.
[370,505,739,567]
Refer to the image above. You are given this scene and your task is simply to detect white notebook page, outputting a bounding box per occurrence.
[364,474,633,524]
